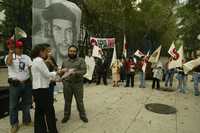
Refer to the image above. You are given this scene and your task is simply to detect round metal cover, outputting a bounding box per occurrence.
[145,103,177,114]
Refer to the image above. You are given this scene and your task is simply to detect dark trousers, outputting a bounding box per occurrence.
[49,83,55,103]
[126,73,135,87]
[152,78,160,89]
[9,84,32,126]
[33,89,58,133]
[120,68,126,82]
[63,82,86,118]
[96,72,107,85]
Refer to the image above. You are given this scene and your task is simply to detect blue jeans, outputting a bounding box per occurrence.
[165,69,175,87]
[139,71,145,88]
[176,73,187,93]
[9,84,32,126]
[193,72,200,95]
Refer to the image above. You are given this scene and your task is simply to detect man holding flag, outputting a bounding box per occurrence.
[5,28,32,133]
[134,50,148,88]
[164,42,177,88]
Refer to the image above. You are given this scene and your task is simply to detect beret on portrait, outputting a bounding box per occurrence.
[42,2,76,24]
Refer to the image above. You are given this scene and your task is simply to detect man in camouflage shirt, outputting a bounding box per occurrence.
[61,45,88,123]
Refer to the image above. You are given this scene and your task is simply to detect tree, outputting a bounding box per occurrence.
[82,0,177,56]
[0,0,32,38]
[177,0,200,58]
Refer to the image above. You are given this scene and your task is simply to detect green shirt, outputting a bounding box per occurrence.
[62,57,86,85]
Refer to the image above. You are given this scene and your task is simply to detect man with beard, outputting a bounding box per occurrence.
[61,45,88,123]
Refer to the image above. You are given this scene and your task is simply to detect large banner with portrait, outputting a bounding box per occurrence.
[32,0,81,66]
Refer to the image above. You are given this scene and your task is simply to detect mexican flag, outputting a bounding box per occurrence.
[15,27,27,40]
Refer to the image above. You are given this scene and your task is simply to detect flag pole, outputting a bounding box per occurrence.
[14,27,16,59]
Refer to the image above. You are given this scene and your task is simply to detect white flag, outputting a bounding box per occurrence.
[83,56,96,80]
[183,57,200,74]
[123,35,127,58]
[149,45,162,63]
[111,44,117,67]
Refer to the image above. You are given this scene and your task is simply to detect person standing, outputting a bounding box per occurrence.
[176,67,187,93]
[119,58,126,83]
[61,45,88,123]
[111,60,120,87]
[5,39,32,133]
[193,64,200,96]
[152,62,163,89]
[164,57,175,88]
[138,56,146,88]
[95,52,109,85]
[31,44,61,133]
[44,44,58,102]
[125,57,136,87]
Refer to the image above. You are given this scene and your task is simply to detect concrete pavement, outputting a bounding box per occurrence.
[0,74,200,133]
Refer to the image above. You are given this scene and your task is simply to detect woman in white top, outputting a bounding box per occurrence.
[31,44,62,133]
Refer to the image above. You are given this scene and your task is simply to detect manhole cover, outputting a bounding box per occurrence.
[145,103,177,114]
[156,87,176,92]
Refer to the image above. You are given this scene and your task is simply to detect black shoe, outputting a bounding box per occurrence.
[61,117,69,123]
[80,117,88,123]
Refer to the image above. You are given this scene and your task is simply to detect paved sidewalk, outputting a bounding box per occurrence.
[0,75,200,133]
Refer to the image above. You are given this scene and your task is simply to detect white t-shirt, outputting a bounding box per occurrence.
[31,57,56,89]
[5,54,32,81]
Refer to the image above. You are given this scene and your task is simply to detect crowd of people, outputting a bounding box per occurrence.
[5,40,88,133]
[4,39,200,133]
[3,1,200,133]
[105,54,200,97]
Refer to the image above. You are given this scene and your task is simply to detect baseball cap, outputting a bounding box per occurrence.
[15,40,23,48]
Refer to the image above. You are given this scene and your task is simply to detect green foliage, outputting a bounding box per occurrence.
[0,0,179,57]
[83,0,177,56]
[0,0,32,38]
[177,0,200,52]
